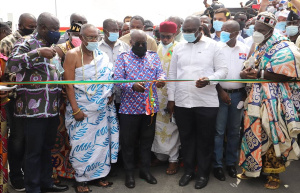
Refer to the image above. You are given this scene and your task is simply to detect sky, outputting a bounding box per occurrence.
[1,0,245,30]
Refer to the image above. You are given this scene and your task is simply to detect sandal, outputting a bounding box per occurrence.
[237,173,250,180]
[264,175,280,190]
[75,181,90,193]
[166,162,179,175]
[93,178,113,187]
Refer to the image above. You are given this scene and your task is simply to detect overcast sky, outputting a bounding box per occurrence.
[1,0,246,29]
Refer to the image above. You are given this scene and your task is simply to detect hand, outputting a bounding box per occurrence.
[38,47,57,59]
[132,82,146,92]
[219,90,231,105]
[156,81,165,88]
[167,101,175,117]
[0,91,8,99]
[196,77,209,88]
[61,86,67,99]
[240,67,258,79]
[74,110,87,122]
[107,94,114,104]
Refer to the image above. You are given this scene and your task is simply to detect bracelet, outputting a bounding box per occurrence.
[72,108,81,115]
[36,48,41,56]
[261,70,265,79]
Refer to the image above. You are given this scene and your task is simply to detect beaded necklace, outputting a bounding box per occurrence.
[80,46,98,96]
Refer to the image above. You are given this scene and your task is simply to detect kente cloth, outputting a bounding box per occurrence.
[239,34,300,177]
[152,42,180,156]
[0,57,8,193]
[51,41,75,179]
[65,49,119,182]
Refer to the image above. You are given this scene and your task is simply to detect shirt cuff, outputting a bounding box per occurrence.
[208,75,218,85]
[27,49,40,60]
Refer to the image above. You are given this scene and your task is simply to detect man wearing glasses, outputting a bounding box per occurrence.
[151,21,180,176]
[114,30,166,189]
[167,16,227,189]
[63,24,119,192]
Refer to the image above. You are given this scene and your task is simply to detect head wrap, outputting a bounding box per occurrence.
[159,21,177,34]
[70,23,82,32]
[257,12,277,28]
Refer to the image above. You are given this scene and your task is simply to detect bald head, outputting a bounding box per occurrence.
[222,20,240,32]
[70,13,87,25]
[168,16,182,35]
[37,12,60,44]
[80,24,98,36]
[37,12,59,28]
[130,30,147,42]
[184,16,201,29]
[19,13,36,25]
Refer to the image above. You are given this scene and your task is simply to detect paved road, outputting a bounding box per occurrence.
[9,160,300,193]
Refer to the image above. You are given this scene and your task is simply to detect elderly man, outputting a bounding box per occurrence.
[213,20,249,182]
[167,16,186,42]
[119,15,157,52]
[167,16,227,189]
[114,30,166,189]
[151,21,180,175]
[6,12,68,193]
[63,24,119,192]
[238,12,300,190]
[0,12,36,192]
[57,13,87,44]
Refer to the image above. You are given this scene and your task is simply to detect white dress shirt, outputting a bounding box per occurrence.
[98,39,131,65]
[217,41,250,90]
[167,35,228,108]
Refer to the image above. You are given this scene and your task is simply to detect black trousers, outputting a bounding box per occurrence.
[175,106,218,178]
[23,116,59,193]
[119,113,156,173]
[6,99,25,181]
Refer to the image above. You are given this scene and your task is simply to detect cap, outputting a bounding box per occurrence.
[70,23,82,32]
[144,20,154,30]
[159,21,177,33]
[257,12,277,28]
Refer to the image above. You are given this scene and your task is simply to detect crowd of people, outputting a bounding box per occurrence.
[1,0,300,192]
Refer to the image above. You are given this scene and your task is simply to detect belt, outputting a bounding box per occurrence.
[223,88,245,93]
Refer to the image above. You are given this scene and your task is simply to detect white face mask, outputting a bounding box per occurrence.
[145,31,153,37]
[252,31,265,44]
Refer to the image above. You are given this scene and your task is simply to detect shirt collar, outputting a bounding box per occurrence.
[100,39,121,47]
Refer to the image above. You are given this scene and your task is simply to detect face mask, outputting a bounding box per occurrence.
[132,42,147,58]
[47,30,61,45]
[183,30,199,43]
[162,42,173,49]
[145,31,153,37]
[108,32,119,42]
[278,7,283,10]
[85,41,99,51]
[245,25,255,36]
[20,27,34,35]
[286,25,299,36]
[71,36,81,47]
[252,31,265,44]
[213,20,224,32]
[220,31,231,43]
[275,21,287,31]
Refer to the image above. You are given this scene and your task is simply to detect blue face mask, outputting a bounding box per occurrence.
[162,42,173,49]
[286,25,299,36]
[213,20,224,32]
[220,31,231,43]
[47,30,61,45]
[245,25,254,37]
[108,32,119,42]
[85,42,99,51]
[275,21,287,32]
[183,30,199,43]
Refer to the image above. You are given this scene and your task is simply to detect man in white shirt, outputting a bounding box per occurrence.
[213,20,249,182]
[167,16,186,42]
[99,19,130,111]
[167,16,228,189]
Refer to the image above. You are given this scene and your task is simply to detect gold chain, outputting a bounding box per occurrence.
[80,46,98,96]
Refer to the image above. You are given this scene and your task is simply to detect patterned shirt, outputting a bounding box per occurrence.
[0,30,22,57]
[6,32,62,118]
[114,50,166,114]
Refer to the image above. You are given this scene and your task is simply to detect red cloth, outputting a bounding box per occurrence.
[159,21,177,33]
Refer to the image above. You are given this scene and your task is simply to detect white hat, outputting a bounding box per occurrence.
[278,10,290,18]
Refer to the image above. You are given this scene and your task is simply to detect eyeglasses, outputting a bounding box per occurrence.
[160,34,173,40]
[83,35,101,41]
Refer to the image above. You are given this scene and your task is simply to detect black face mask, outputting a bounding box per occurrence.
[20,27,34,35]
[132,42,147,58]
